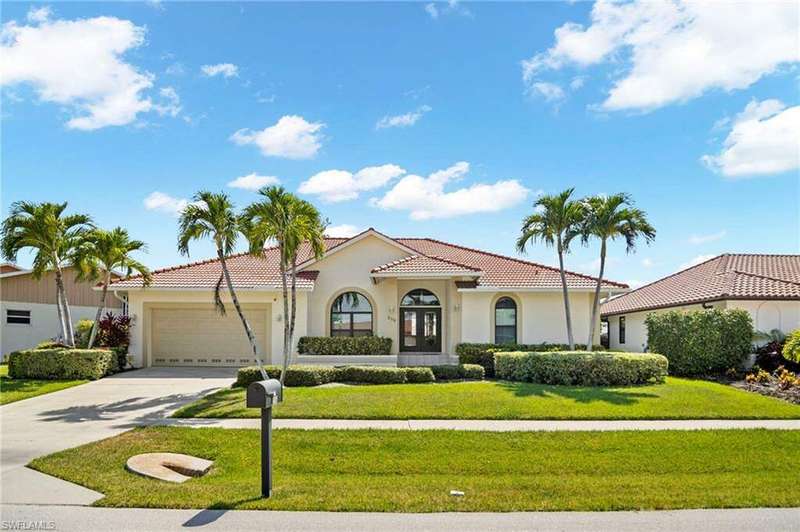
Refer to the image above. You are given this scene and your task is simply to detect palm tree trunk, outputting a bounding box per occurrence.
[279,244,290,387]
[586,239,607,352]
[557,240,575,350]
[87,271,110,349]
[288,255,297,352]
[219,251,267,381]
[53,269,68,344]
[55,266,75,347]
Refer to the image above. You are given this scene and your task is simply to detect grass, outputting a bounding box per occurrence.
[0,364,87,405]
[30,426,800,512]
[174,378,800,420]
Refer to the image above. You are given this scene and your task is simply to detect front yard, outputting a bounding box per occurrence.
[0,364,87,405]
[30,426,800,512]
[174,378,800,420]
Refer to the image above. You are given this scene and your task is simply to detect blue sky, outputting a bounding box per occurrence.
[2,1,798,287]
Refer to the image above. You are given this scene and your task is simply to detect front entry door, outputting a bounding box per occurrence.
[400,308,442,352]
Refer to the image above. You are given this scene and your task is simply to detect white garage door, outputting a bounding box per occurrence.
[151,306,269,367]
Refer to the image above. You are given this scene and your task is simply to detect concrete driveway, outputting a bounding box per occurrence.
[0,367,236,505]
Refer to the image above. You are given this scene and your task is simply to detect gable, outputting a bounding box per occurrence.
[311,234,413,278]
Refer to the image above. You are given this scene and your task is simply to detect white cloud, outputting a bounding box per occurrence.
[153,87,181,117]
[701,99,800,178]
[680,254,716,270]
[372,162,530,220]
[522,1,800,111]
[143,191,190,216]
[529,82,565,103]
[376,105,432,129]
[569,76,586,91]
[0,12,172,130]
[165,62,185,76]
[325,224,362,238]
[425,0,472,20]
[230,115,325,159]
[227,173,280,191]
[201,63,238,78]
[299,164,406,203]
[424,3,439,19]
[688,230,727,245]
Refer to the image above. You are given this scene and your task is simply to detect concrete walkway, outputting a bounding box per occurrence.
[0,367,236,505]
[159,417,800,431]
[2,504,798,531]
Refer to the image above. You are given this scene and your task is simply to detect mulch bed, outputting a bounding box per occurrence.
[731,380,800,405]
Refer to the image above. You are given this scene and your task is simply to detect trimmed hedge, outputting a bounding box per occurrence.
[297,336,392,356]
[645,309,753,376]
[494,351,668,386]
[8,348,116,380]
[457,342,606,378]
[236,364,474,387]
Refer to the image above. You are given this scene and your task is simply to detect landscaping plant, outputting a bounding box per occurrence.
[8,348,115,380]
[297,336,392,356]
[783,329,800,363]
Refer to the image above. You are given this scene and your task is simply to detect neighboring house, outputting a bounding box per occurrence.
[1,264,123,356]
[601,254,800,352]
[108,228,627,368]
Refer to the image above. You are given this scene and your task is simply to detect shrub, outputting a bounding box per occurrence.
[35,341,70,350]
[403,367,435,383]
[783,330,800,363]
[75,319,94,348]
[457,342,605,378]
[494,351,668,386]
[235,365,339,387]
[645,309,753,376]
[96,312,132,349]
[8,348,115,380]
[339,366,408,384]
[297,336,392,356]
[429,364,485,381]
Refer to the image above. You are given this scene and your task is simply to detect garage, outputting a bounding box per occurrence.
[149,305,270,367]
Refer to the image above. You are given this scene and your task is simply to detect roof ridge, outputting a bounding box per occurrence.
[370,255,420,272]
[731,269,800,287]
[400,237,628,288]
[425,254,483,272]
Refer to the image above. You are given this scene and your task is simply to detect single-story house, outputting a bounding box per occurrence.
[601,254,800,352]
[1,264,123,356]
[107,228,628,368]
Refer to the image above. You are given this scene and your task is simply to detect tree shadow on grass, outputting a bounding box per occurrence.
[496,380,660,406]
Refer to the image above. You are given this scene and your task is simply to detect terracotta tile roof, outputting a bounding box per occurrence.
[371,255,482,275]
[601,254,800,316]
[110,231,626,291]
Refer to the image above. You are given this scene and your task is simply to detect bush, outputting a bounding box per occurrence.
[75,319,94,348]
[645,309,753,376]
[339,366,408,384]
[783,330,800,363]
[96,312,132,349]
[35,341,70,350]
[8,348,115,380]
[235,365,340,387]
[297,336,392,356]
[494,351,668,386]
[403,367,436,383]
[457,342,605,378]
[429,364,485,380]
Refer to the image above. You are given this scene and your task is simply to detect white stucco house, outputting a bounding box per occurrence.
[601,254,800,353]
[107,229,627,368]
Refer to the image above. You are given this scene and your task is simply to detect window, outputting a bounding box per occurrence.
[6,309,31,325]
[400,289,440,306]
[330,291,373,337]
[619,316,626,344]
[494,297,517,344]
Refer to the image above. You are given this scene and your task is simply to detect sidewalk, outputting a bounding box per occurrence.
[157,417,800,431]
[1,504,798,532]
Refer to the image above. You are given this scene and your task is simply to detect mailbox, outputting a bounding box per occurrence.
[246,379,283,408]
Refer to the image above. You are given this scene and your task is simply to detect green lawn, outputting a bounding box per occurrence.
[174,378,800,420]
[30,426,800,512]
[0,364,87,405]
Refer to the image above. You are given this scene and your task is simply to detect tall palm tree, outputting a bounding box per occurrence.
[242,186,326,386]
[517,188,585,350]
[1,201,91,346]
[178,191,267,380]
[74,227,152,348]
[581,193,655,351]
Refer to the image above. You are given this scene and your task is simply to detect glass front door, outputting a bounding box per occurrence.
[400,308,441,352]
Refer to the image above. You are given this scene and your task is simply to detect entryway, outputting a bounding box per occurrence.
[399,289,442,353]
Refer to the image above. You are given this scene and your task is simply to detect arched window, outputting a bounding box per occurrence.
[495,297,517,344]
[400,289,440,306]
[330,291,373,337]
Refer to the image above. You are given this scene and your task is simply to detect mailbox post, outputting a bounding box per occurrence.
[246,379,282,498]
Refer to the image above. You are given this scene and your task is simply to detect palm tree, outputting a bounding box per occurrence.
[73,227,152,348]
[517,188,585,350]
[242,186,326,386]
[581,193,655,351]
[178,191,267,380]
[1,201,91,346]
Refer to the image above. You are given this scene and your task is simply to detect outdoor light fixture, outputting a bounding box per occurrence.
[246,378,283,498]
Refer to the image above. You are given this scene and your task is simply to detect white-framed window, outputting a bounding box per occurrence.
[6,309,31,325]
